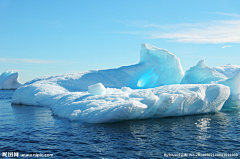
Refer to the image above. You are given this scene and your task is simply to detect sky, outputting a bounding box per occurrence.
[1,0,240,83]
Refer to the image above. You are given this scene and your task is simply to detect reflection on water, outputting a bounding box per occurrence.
[195,118,211,141]
[0,94,240,158]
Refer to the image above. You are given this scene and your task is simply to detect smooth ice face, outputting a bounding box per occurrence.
[181,60,227,84]
[0,71,22,90]
[138,43,184,87]
[12,82,230,123]
[215,64,240,79]
[217,70,240,111]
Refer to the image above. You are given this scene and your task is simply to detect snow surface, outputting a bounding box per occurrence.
[0,71,22,90]
[215,64,240,79]
[12,83,230,123]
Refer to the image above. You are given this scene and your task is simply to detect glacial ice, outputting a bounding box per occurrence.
[22,43,184,91]
[0,71,22,90]
[12,82,230,123]
[11,43,233,123]
[181,60,227,84]
[217,70,240,111]
[181,60,240,111]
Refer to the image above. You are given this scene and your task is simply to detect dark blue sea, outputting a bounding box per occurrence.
[0,90,239,158]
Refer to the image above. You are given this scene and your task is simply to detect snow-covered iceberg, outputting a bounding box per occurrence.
[11,44,232,123]
[0,71,22,90]
[12,82,230,123]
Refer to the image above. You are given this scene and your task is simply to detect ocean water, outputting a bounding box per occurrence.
[0,90,239,158]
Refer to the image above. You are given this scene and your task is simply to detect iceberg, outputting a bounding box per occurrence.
[0,71,22,90]
[12,82,230,123]
[11,44,231,123]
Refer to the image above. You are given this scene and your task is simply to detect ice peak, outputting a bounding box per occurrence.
[140,43,175,64]
[137,43,184,87]
[196,60,207,68]
[141,43,165,51]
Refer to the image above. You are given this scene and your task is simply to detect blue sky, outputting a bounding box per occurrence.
[1,0,240,83]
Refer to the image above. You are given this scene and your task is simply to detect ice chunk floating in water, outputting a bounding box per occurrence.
[0,71,22,90]
[11,43,232,123]
[12,82,230,123]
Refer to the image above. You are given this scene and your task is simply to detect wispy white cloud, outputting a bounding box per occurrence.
[215,12,240,18]
[117,13,240,44]
[222,45,232,48]
[0,58,56,64]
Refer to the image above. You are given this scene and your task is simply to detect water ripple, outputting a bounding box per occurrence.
[0,90,240,158]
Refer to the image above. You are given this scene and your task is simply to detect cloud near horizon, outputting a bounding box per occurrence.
[117,13,240,44]
[0,58,57,64]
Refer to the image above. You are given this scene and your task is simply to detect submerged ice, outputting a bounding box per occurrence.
[0,71,22,90]
[11,43,239,123]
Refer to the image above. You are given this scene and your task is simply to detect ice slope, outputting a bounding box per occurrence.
[0,71,22,90]
[23,43,184,91]
[215,64,240,78]
[11,82,230,123]
[181,60,227,84]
